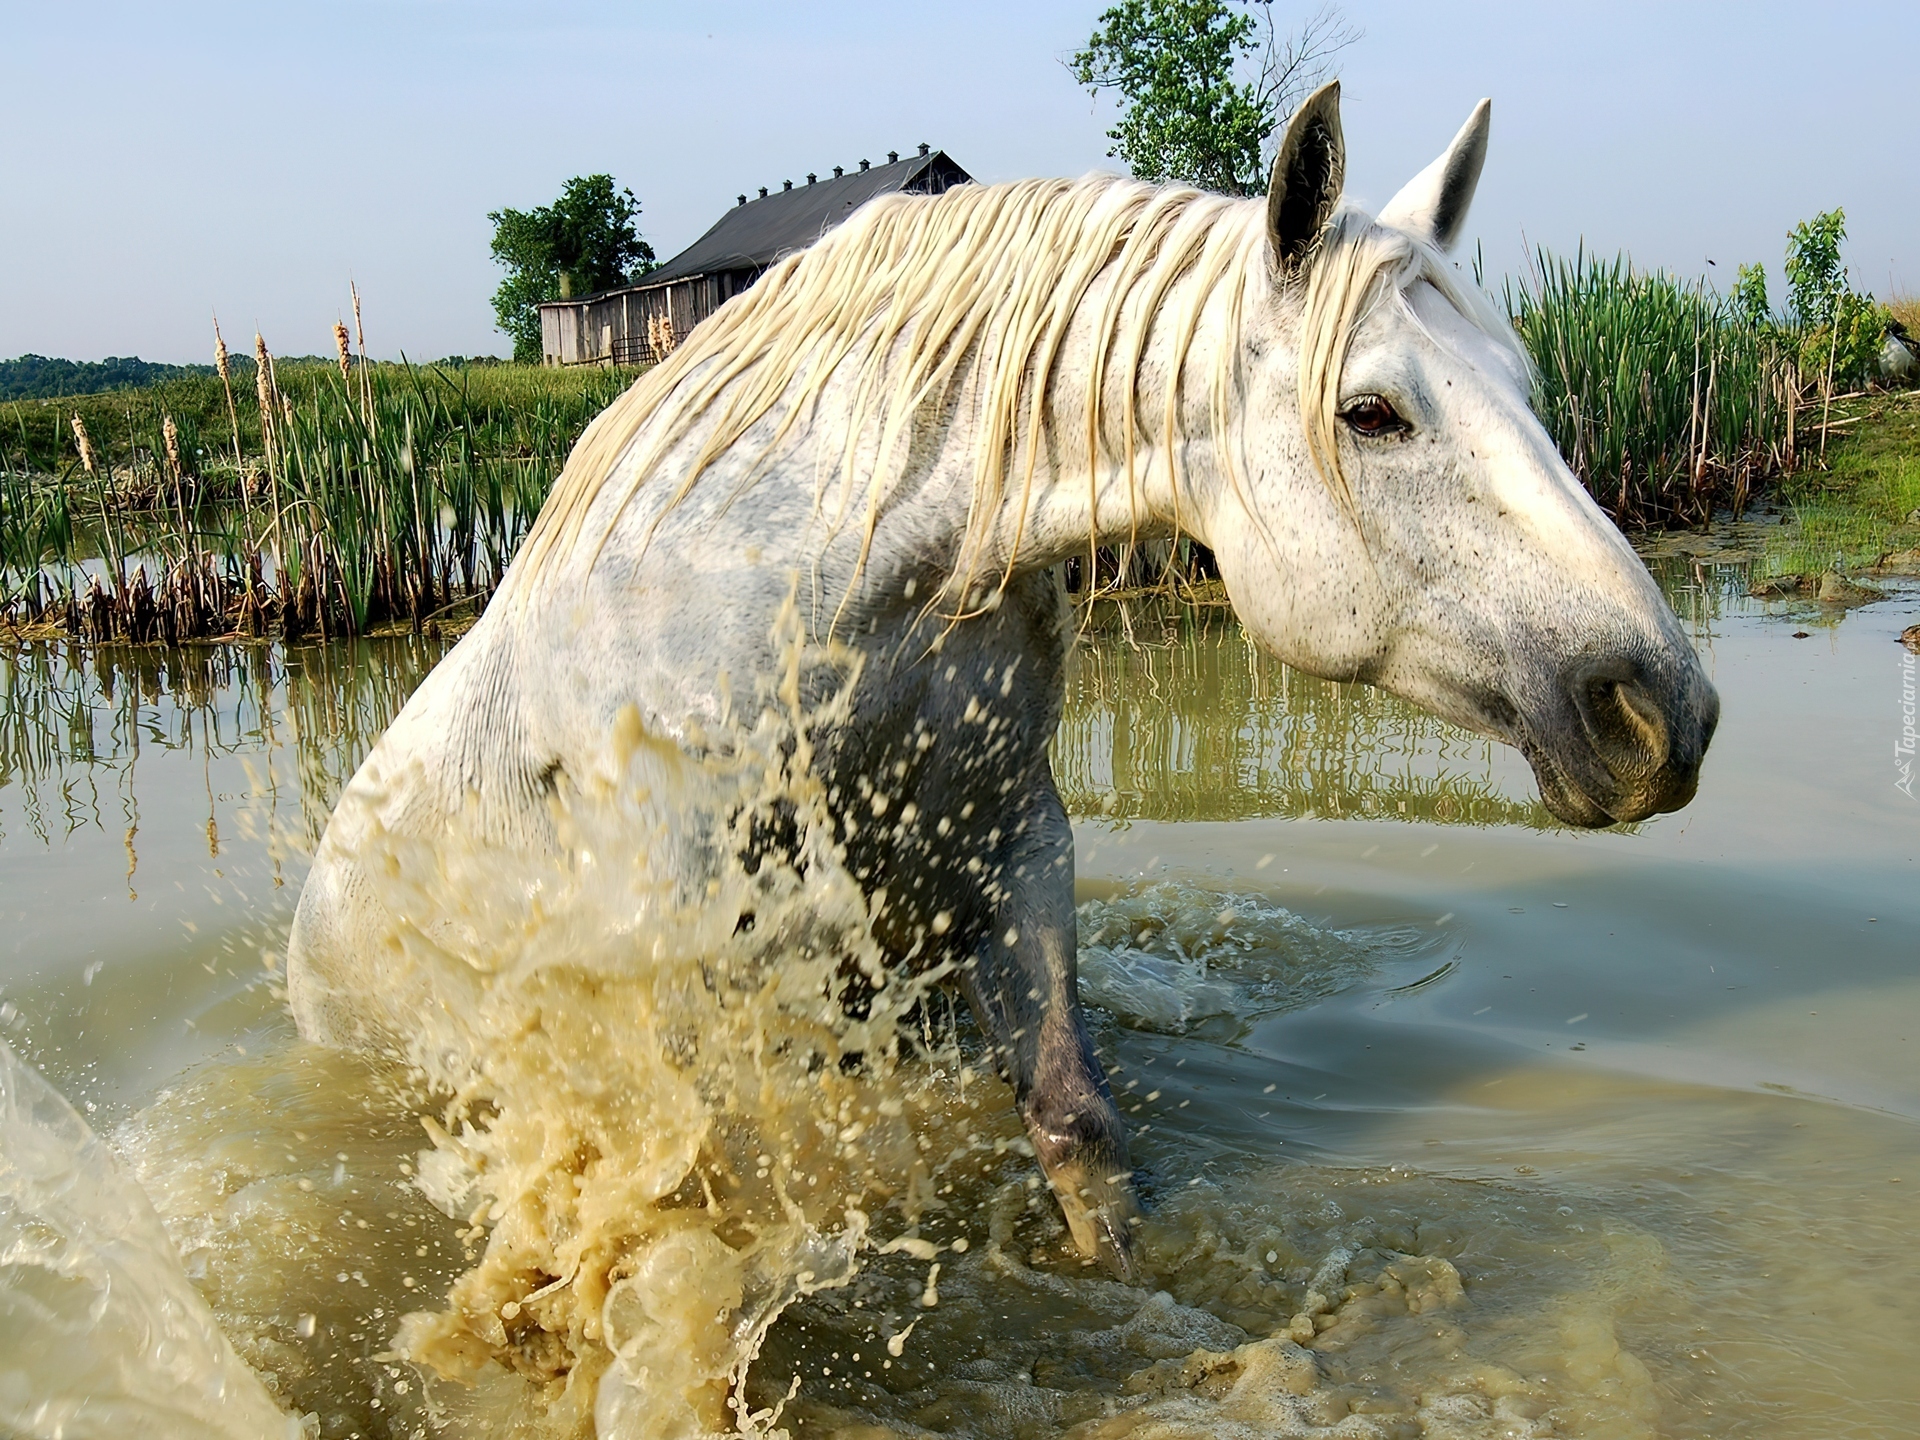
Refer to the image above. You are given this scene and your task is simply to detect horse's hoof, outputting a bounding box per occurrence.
[1047,1156,1145,1283]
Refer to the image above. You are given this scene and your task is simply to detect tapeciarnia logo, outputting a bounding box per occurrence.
[1898,650,1916,799]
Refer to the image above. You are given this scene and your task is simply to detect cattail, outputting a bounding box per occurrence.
[213,313,247,482]
[649,310,677,358]
[255,333,275,431]
[162,415,182,478]
[71,413,97,474]
[349,282,375,430]
[333,319,353,381]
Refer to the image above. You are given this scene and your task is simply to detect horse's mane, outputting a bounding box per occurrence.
[510,173,1521,608]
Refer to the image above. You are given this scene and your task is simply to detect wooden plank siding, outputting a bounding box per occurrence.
[539,269,761,367]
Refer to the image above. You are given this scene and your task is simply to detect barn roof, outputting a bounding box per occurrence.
[639,147,972,287]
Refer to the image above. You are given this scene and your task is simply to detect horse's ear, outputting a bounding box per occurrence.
[1377,99,1491,254]
[1267,81,1346,272]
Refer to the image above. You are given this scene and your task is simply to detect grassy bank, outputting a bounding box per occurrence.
[1761,387,1920,576]
[2,359,626,479]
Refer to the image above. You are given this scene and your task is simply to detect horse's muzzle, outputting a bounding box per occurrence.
[1528,653,1719,826]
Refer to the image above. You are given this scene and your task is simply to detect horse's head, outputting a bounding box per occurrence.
[1210,84,1717,826]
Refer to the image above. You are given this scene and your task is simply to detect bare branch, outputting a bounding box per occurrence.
[1246,3,1362,156]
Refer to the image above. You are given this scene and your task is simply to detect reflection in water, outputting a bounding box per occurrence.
[0,530,1806,858]
[0,635,450,866]
[1055,603,1555,827]
[2,607,1557,859]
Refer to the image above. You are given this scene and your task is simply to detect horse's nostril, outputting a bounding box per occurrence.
[1579,675,1670,784]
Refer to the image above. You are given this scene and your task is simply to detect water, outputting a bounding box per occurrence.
[1,535,1916,1438]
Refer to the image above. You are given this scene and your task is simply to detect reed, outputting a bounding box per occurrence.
[1506,247,1796,523]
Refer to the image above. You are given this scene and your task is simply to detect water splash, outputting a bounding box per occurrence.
[0,1038,299,1440]
[1077,882,1381,1034]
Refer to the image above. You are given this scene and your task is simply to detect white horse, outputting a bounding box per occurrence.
[289,84,1718,1282]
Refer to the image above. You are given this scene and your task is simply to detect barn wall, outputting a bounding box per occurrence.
[541,272,764,367]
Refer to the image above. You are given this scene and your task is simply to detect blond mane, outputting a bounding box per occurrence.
[510,175,1522,607]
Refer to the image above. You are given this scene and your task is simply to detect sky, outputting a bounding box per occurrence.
[3,0,1916,364]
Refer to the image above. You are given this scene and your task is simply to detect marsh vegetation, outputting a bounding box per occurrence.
[1,340,634,642]
[1505,249,1795,523]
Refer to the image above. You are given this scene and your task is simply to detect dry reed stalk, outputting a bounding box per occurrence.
[71,413,125,584]
[1819,320,1840,463]
[352,282,374,427]
[254,333,276,447]
[70,413,97,475]
[212,315,247,477]
[1784,364,1797,470]
[161,413,203,565]
[212,315,257,563]
[255,332,287,571]
[1694,352,1717,486]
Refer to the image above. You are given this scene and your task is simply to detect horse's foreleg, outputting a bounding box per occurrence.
[958,775,1142,1279]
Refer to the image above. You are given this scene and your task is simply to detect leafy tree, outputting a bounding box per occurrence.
[1070,0,1356,196]
[489,175,656,363]
[0,354,214,401]
[1775,209,1891,387]
[1784,208,1848,330]
[1799,291,1891,390]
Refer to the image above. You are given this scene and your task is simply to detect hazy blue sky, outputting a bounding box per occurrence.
[4,1,1915,363]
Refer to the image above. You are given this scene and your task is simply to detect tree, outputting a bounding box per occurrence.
[1783,208,1847,330]
[489,175,656,363]
[1070,0,1357,196]
[1777,208,1892,388]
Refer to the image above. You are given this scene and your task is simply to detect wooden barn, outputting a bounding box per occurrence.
[538,144,973,367]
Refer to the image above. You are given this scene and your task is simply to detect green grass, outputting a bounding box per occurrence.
[1,360,626,478]
[1763,389,1920,576]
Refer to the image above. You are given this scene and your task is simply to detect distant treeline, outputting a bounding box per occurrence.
[2,352,510,403]
[1,354,220,401]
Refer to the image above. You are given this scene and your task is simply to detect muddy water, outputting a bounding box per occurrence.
[1,545,1916,1438]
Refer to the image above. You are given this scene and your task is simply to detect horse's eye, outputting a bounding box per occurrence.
[1339,395,1406,437]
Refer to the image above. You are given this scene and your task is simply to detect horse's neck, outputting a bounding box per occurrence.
[944,257,1234,579]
